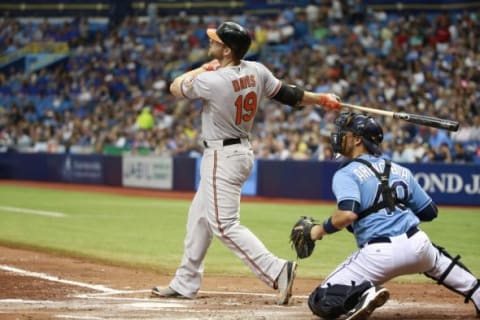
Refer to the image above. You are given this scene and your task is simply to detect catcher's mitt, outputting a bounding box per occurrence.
[290,216,319,259]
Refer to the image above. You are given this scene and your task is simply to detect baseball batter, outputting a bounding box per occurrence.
[150,21,341,304]
[294,112,480,319]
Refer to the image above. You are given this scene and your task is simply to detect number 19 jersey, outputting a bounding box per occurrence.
[180,60,282,140]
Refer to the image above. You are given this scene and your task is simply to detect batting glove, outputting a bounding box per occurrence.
[318,93,341,110]
[202,59,221,71]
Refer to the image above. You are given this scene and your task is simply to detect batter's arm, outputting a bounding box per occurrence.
[272,83,341,111]
[302,91,341,111]
[170,67,207,98]
[170,60,220,98]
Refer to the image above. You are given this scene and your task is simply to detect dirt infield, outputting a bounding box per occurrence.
[0,245,477,320]
[0,181,479,319]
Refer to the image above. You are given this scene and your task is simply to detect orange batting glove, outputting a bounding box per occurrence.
[202,59,221,71]
[317,93,341,110]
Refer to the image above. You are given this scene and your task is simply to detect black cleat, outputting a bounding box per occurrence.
[345,286,390,320]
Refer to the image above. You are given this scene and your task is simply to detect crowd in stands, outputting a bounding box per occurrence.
[0,1,479,163]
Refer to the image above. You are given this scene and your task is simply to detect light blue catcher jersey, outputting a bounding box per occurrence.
[332,154,433,248]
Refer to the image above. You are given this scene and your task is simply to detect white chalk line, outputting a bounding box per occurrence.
[0,299,58,304]
[0,205,66,217]
[79,288,307,299]
[0,264,466,315]
[56,316,104,320]
[0,265,120,293]
[75,290,151,297]
[70,289,472,315]
[76,292,465,312]
[0,264,308,315]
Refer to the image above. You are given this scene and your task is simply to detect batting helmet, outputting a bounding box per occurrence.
[331,112,384,155]
[207,21,252,59]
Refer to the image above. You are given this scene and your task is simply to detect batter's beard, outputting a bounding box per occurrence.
[208,46,222,60]
[209,52,221,60]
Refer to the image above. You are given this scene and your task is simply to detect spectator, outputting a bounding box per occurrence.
[0,8,478,162]
[391,138,416,163]
[421,146,437,163]
[435,142,453,163]
[453,142,474,163]
[411,136,427,162]
[428,127,452,151]
[136,106,155,130]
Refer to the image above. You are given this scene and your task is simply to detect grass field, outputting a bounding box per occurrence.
[0,184,479,281]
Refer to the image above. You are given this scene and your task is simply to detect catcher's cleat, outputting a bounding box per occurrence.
[151,286,188,298]
[277,261,297,305]
[345,286,389,320]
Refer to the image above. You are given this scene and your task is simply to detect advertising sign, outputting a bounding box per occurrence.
[123,155,173,189]
[61,155,103,184]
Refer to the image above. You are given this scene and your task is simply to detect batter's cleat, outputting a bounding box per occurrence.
[151,286,187,298]
[277,261,297,305]
[345,286,390,320]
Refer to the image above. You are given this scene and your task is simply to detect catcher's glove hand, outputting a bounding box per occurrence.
[290,216,319,259]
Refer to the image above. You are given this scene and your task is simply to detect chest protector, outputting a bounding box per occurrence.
[348,158,404,220]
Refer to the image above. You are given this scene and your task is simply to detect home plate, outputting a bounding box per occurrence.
[124,302,188,309]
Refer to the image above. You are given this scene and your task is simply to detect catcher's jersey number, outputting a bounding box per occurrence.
[373,180,409,215]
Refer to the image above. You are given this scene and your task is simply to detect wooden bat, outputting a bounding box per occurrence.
[340,103,459,132]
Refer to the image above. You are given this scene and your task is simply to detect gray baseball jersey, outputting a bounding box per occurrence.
[168,61,288,298]
[180,60,281,140]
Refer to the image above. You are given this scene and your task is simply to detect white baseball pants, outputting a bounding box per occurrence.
[321,229,480,311]
[169,139,286,298]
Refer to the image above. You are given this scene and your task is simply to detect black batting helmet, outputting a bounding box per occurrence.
[207,21,252,59]
[331,112,384,155]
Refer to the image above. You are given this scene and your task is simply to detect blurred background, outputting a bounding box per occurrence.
[0,0,479,205]
[0,0,480,206]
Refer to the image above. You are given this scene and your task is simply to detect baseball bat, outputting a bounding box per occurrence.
[340,103,459,132]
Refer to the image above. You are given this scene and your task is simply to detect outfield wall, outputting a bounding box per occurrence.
[0,153,479,206]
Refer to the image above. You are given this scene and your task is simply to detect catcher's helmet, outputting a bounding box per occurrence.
[207,21,251,59]
[331,112,383,155]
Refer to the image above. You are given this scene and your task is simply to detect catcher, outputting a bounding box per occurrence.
[290,112,480,320]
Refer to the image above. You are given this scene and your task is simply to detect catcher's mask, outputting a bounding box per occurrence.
[331,112,383,156]
[206,21,251,59]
